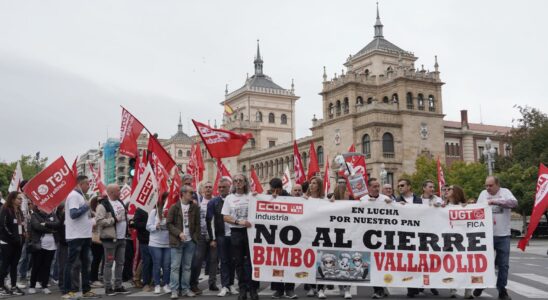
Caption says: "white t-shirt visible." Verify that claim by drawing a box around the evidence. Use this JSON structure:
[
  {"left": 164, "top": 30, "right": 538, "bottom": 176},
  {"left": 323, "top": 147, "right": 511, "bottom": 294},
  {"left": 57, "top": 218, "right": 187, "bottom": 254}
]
[
  {"left": 65, "top": 190, "right": 93, "bottom": 239},
  {"left": 477, "top": 188, "right": 517, "bottom": 237},
  {"left": 200, "top": 198, "right": 211, "bottom": 236},
  {"left": 360, "top": 194, "right": 391, "bottom": 203},
  {"left": 110, "top": 199, "right": 127, "bottom": 239},
  {"left": 403, "top": 195, "right": 414, "bottom": 203},
  {"left": 421, "top": 195, "right": 443, "bottom": 206},
  {"left": 41, "top": 233, "right": 57, "bottom": 251},
  {"left": 181, "top": 202, "right": 192, "bottom": 241},
  {"left": 221, "top": 193, "right": 252, "bottom": 229}
]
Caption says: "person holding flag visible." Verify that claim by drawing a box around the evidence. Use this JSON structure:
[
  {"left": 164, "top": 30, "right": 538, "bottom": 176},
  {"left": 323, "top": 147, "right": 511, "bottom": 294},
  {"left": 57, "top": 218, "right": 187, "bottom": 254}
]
[
  {"left": 474, "top": 176, "right": 517, "bottom": 300},
  {"left": 146, "top": 193, "right": 172, "bottom": 295}
]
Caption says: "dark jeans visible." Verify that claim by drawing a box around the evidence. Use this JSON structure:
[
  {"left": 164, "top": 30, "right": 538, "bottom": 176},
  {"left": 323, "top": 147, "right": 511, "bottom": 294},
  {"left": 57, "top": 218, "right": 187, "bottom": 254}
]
[
  {"left": 231, "top": 228, "right": 258, "bottom": 293},
  {"left": 63, "top": 238, "right": 91, "bottom": 294},
  {"left": 123, "top": 239, "right": 134, "bottom": 282},
  {"left": 272, "top": 282, "right": 295, "bottom": 293},
  {"left": 150, "top": 246, "right": 170, "bottom": 286},
  {"left": 217, "top": 235, "right": 235, "bottom": 288},
  {"left": 30, "top": 249, "right": 55, "bottom": 288},
  {"left": 140, "top": 243, "right": 153, "bottom": 285},
  {"left": 494, "top": 235, "right": 511, "bottom": 290},
  {"left": 190, "top": 235, "right": 217, "bottom": 288},
  {"left": 0, "top": 243, "right": 23, "bottom": 288},
  {"left": 90, "top": 242, "right": 103, "bottom": 282}
]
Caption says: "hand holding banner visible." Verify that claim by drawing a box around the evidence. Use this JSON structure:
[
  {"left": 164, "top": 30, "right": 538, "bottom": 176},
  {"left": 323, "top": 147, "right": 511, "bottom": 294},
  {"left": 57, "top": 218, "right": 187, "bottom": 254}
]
[{"left": 22, "top": 156, "right": 77, "bottom": 214}]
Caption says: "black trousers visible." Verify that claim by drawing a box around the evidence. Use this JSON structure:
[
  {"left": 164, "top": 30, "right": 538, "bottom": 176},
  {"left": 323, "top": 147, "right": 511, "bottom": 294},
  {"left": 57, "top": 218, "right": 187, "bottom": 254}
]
[
  {"left": 0, "top": 243, "right": 23, "bottom": 288},
  {"left": 30, "top": 249, "right": 55, "bottom": 288},
  {"left": 122, "top": 239, "right": 134, "bottom": 282},
  {"left": 231, "top": 228, "right": 259, "bottom": 293},
  {"left": 90, "top": 242, "right": 103, "bottom": 282},
  {"left": 272, "top": 282, "right": 295, "bottom": 293}
]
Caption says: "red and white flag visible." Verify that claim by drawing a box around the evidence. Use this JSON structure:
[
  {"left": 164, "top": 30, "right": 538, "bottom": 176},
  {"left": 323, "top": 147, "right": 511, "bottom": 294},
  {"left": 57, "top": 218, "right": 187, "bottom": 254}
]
[
  {"left": 120, "top": 184, "right": 132, "bottom": 202},
  {"left": 119, "top": 107, "right": 146, "bottom": 158},
  {"left": 437, "top": 157, "right": 446, "bottom": 196},
  {"left": 346, "top": 144, "right": 368, "bottom": 182},
  {"left": 212, "top": 159, "right": 232, "bottom": 196},
  {"left": 307, "top": 141, "right": 320, "bottom": 180},
  {"left": 193, "top": 120, "right": 252, "bottom": 158},
  {"left": 22, "top": 157, "right": 77, "bottom": 214},
  {"left": 323, "top": 155, "right": 330, "bottom": 195},
  {"left": 518, "top": 164, "right": 548, "bottom": 251},
  {"left": 250, "top": 166, "right": 264, "bottom": 194},
  {"left": 129, "top": 163, "right": 159, "bottom": 212},
  {"left": 148, "top": 135, "right": 177, "bottom": 173},
  {"left": 71, "top": 156, "right": 78, "bottom": 177},
  {"left": 89, "top": 162, "right": 107, "bottom": 196},
  {"left": 8, "top": 161, "right": 23, "bottom": 192},
  {"left": 282, "top": 165, "right": 292, "bottom": 193},
  {"left": 131, "top": 150, "right": 147, "bottom": 192},
  {"left": 293, "top": 141, "right": 306, "bottom": 185},
  {"left": 187, "top": 143, "right": 205, "bottom": 189},
  {"left": 165, "top": 170, "right": 182, "bottom": 210}
]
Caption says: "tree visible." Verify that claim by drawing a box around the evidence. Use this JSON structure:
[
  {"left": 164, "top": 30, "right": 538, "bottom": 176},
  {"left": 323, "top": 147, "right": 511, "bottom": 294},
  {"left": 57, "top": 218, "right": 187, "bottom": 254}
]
[{"left": 0, "top": 154, "right": 48, "bottom": 195}]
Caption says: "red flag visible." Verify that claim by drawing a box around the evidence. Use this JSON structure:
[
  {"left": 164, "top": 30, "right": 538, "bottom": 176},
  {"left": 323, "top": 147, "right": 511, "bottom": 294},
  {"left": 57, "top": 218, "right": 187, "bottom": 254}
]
[
  {"left": 120, "top": 107, "right": 146, "bottom": 158},
  {"left": 89, "top": 162, "right": 107, "bottom": 196},
  {"left": 23, "top": 157, "right": 77, "bottom": 214},
  {"left": 518, "top": 164, "right": 548, "bottom": 251},
  {"left": 166, "top": 170, "right": 182, "bottom": 210},
  {"left": 293, "top": 141, "right": 306, "bottom": 185},
  {"left": 151, "top": 152, "right": 170, "bottom": 198},
  {"left": 148, "top": 135, "right": 177, "bottom": 173},
  {"left": 323, "top": 155, "right": 330, "bottom": 195},
  {"left": 437, "top": 157, "right": 446, "bottom": 196},
  {"left": 193, "top": 119, "right": 252, "bottom": 158},
  {"left": 72, "top": 156, "right": 78, "bottom": 177},
  {"left": 129, "top": 163, "right": 159, "bottom": 212},
  {"left": 345, "top": 144, "right": 368, "bottom": 182},
  {"left": 212, "top": 159, "right": 232, "bottom": 196},
  {"left": 187, "top": 143, "right": 205, "bottom": 189},
  {"left": 250, "top": 166, "right": 264, "bottom": 194},
  {"left": 132, "top": 150, "right": 147, "bottom": 192},
  {"left": 307, "top": 141, "right": 320, "bottom": 180}
]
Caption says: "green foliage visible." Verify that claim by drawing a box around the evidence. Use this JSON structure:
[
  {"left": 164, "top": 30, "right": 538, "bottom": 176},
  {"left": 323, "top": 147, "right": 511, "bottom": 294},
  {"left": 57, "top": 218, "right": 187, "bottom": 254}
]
[
  {"left": 506, "top": 106, "right": 548, "bottom": 167},
  {"left": 497, "top": 163, "right": 538, "bottom": 217},
  {"left": 0, "top": 154, "right": 48, "bottom": 195}
]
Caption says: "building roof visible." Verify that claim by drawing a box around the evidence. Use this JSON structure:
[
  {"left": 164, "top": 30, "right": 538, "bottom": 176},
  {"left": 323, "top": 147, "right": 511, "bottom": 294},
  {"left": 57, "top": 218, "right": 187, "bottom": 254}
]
[
  {"left": 444, "top": 121, "right": 512, "bottom": 134},
  {"left": 167, "top": 114, "right": 193, "bottom": 144},
  {"left": 246, "top": 74, "right": 284, "bottom": 90}
]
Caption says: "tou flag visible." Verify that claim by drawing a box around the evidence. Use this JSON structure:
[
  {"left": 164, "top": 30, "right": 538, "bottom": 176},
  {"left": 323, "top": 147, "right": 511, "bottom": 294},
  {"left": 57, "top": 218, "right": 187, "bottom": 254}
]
[
  {"left": 307, "top": 141, "right": 320, "bottom": 180},
  {"left": 518, "top": 163, "right": 548, "bottom": 251},
  {"left": 130, "top": 163, "right": 159, "bottom": 213},
  {"left": 323, "top": 155, "right": 330, "bottom": 195},
  {"left": 282, "top": 165, "right": 292, "bottom": 193},
  {"left": 22, "top": 156, "right": 77, "bottom": 214},
  {"left": 8, "top": 161, "right": 23, "bottom": 192},
  {"left": 193, "top": 119, "right": 252, "bottom": 158},
  {"left": 119, "top": 107, "right": 146, "bottom": 158},
  {"left": 437, "top": 157, "right": 446, "bottom": 196},
  {"left": 250, "top": 166, "right": 264, "bottom": 194},
  {"left": 293, "top": 141, "right": 306, "bottom": 185}
]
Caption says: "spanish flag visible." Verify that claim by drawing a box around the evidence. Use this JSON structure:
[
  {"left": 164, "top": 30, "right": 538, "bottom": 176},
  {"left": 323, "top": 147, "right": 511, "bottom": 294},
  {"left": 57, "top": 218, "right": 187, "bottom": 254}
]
[{"left": 224, "top": 103, "right": 234, "bottom": 115}]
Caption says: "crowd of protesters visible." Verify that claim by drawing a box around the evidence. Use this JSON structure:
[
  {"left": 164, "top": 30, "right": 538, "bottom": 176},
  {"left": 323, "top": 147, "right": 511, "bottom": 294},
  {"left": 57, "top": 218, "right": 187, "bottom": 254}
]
[{"left": 0, "top": 173, "right": 516, "bottom": 300}]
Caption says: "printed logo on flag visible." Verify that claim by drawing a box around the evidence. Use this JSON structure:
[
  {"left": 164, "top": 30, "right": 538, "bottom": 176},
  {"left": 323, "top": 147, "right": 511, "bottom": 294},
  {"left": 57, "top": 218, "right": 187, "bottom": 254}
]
[
  {"left": 257, "top": 201, "right": 304, "bottom": 214},
  {"left": 136, "top": 173, "right": 155, "bottom": 206},
  {"left": 449, "top": 208, "right": 485, "bottom": 221},
  {"left": 197, "top": 126, "right": 230, "bottom": 143}
]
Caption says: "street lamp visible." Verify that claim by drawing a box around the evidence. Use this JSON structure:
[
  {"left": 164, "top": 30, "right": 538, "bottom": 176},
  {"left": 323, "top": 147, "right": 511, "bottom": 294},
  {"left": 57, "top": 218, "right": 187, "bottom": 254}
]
[
  {"left": 379, "top": 163, "right": 387, "bottom": 185},
  {"left": 483, "top": 137, "right": 497, "bottom": 175}
]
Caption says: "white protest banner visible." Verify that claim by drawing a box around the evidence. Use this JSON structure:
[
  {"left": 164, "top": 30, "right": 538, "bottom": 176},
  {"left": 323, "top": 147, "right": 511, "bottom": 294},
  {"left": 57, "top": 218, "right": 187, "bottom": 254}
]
[
  {"left": 129, "top": 163, "right": 158, "bottom": 212},
  {"left": 248, "top": 195, "right": 495, "bottom": 289}
]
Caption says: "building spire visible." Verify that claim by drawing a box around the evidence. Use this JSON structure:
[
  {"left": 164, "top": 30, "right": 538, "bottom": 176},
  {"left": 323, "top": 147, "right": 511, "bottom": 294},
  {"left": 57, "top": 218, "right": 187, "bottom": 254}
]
[
  {"left": 254, "top": 39, "right": 264, "bottom": 76},
  {"left": 374, "top": 2, "right": 384, "bottom": 38},
  {"left": 178, "top": 112, "right": 183, "bottom": 132}
]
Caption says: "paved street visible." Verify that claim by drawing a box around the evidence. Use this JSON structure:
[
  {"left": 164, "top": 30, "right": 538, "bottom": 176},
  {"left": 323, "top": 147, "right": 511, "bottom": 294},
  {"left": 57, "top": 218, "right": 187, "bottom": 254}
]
[{"left": 2, "top": 239, "right": 546, "bottom": 300}]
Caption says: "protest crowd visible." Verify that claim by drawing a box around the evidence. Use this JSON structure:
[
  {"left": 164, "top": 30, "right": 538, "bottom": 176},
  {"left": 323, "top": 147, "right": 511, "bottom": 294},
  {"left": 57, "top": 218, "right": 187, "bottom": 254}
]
[{"left": 1, "top": 108, "right": 540, "bottom": 300}]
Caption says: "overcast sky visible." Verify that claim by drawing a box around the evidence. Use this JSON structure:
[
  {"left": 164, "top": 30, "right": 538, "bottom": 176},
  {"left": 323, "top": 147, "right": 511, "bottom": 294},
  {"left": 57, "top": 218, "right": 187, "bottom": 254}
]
[{"left": 1, "top": 0, "right": 547, "bottom": 163}]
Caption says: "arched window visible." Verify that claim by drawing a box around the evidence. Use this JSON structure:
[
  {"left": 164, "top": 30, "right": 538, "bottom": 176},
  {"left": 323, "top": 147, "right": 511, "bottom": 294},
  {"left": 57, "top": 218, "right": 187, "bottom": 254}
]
[
  {"left": 336, "top": 100, "right": 341, "bottom": 116},
  {"left": 445, "top": 142, "right": 450, "bottom": 155},
  {"left": 418, "top": 93, "right": 425, "bottom": 110},
  {"left": 250, "top": 138, "right": 256, "bottom": 147},
  {"left": 382, "top": 96, "right": 389, "bottom": 103},
  {"left": 186, "top": 150, "right": 191, "bottom": 157},
  {"left": 356, "top": 96, "right": 363, "bottom": 105},
  {"left": 382, "top": 133, "right": 395, "bottom": 157},
  {"left": 242, "top": 165, "right": 247, "bottom": 173},
  {"left": 362, "top": 134, "right": 371, "bottom": 158},
  {"left": 317, "top": 146, "right": 324, "bottom": 165},
  {"left": 367, "top": 97, "right": 373, "bottom": 104},
  {"left": 240, "top": 112, "right": 244, "bottom": 121},
  {"left": 392, "top": 93, "right": 399, "bottom": 103},
  {"left": 281, "top": 114, "right": 287, "bottom": 124},
  {"left": 428, "top": 95, "right": 435, "bottom": 112},
  {"left": 302, "top": 152, "right": 308, "bottom": 170},
  {"left": 406, "top": 92, "right": 413, "bottom": 109},
  {"left": 364, "top": 69, "right": 370, "bottom": 77},
  {"left": 328, "top": 103, "right": 334, "bottom": 118},
  {"left": 387, "top": 66, "right": 393, "bottom": 73},
  {"left": 268, "top": 113, "right": 275, "bottom": 123},
  {"left": 343, "top": 98, "right": 349, "bottom": 114},
  {"left": 178, "top": 149, "right": 183, "bottom": 157},
  {"left": 256, "top": 111, "right": 263, "bottom": 122}
]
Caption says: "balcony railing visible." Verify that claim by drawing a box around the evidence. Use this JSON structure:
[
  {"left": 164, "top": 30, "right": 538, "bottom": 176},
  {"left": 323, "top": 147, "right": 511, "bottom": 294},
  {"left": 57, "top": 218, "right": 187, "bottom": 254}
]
[{"left": 383, "top": 152, "right": 395, "bottom": 158}]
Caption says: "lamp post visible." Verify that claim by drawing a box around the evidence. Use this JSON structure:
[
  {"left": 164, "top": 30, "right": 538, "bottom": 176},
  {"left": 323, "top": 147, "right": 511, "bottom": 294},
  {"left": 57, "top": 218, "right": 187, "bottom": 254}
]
[
  {"left": 483, "top": 137, "right": 497, "bottom": 175},
  {"left": 379, "top": 163, "right": 387, "bottom": 185}
]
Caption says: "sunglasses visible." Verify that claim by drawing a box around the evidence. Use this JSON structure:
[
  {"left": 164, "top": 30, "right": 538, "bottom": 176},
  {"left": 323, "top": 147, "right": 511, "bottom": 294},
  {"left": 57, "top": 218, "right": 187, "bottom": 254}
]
[
  {"left": 233, "top": 179, "right": 244, "bottom": 183},
  {"left": 447, "top": 187, "right": 454, "bottom": 191},
  {"left": 398, "top": 184, "right": 406, "bottom": 187}
]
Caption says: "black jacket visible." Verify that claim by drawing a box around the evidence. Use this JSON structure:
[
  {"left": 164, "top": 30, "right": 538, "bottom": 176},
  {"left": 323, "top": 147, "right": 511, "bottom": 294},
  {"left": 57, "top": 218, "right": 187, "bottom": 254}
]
[
  {"left": 397, "top": 193, "right": 422, "bottom": 204},
  {"left": 56, "top": 204, "right": 67, "bottom": 246},
  {"left": 206, "top": 196, "right": 226, "bottom": 241},
  {"left": 0, "top": 207, "right": 25, "bottom": 245},
  {"left": 30, "top": 210, "right": 61, "bottom": 250},
  {"left": 131, "top": 208, "right": 149, "bottom": 244}
]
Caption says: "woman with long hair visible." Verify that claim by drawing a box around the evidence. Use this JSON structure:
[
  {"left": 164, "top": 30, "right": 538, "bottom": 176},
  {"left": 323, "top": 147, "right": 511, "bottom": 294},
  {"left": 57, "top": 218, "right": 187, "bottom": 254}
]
[
  {"left": 445, "top": 185, "right": 473, "bottom": 299},
  {"left": 0, "top": 192, "right": 26, "bottom": 296},
  {"left": 331, "top": 181, "right": 353, "bottom": 300},
  {"left": 28, "top": 204, "right": 61, "bottom": 294},
  {"left": 147, "top": 192, "right": 171, "bottom": 294}
]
